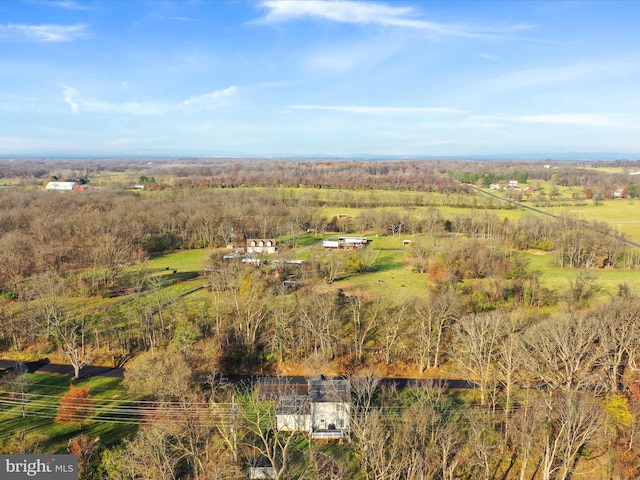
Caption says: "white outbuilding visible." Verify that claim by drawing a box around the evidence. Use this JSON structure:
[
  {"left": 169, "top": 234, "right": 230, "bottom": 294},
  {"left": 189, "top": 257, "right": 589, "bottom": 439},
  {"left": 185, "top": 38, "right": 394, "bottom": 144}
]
[{"left": 45, "top": 181, "right": 77, "bottom": 191}]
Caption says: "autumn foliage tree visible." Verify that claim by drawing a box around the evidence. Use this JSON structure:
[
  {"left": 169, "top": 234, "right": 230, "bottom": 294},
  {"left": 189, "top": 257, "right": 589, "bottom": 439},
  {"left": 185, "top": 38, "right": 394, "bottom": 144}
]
[
  {"left": 55, "top": 384, "right": 94, "bottom": 426},
  {"left": 68, "top": 434, "right": 101, "bottom": 480}
]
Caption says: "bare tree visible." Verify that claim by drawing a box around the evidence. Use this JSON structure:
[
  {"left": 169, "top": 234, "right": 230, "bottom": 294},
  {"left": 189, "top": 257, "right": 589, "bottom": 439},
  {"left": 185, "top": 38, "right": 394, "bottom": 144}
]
[
  {"left": 296, "top": 287, "right": 343, "bottom": 361},
  {"left": 592, "top": 298, "right": 640, "bottom": 394},
  {"left": 123, "top": 350, "right": 193, "bottom": 400},
  {"left": 540, "top": 391, "right": 607, "bottom": 480},
  {"left": 346, "top": 293, "right": 384, "bottom": 365},
  {"left": 399, "top": 384, "right": 463, "bottom": 480},
  {"left": 507, "top": 391, "right": 547, "bottom": 480},
  {"left": 350, "top": 373, "right": 405, "bottom": 480},
  {"left": 353, "top": 410, "right": 404, "bottom": 480},
  {"left": 2, "top": 362, "right": 30, "bottom": 418},
  {"left": 227, "top": 266, "right": 272, "bottom": 351},
  {"left": 462, "top": 410, "right": 499, "bottom": 480},
  {"left": 520, "top": 314, "right": 606, "bottom": 392},
  {"left": 413, "top": 288, "right": 459, "bottom": 372},
  {"left": 238, "top": 386, "right": 303, "bottom": 480},
  {"left": 30, "top": 272, "right": 93, "bottom": 379},
  {"left": 454, "top": 312, "right": 505, "bottom": 405},
  {"left": 495, "top": 313, "right": 529, "bottom": 427}
]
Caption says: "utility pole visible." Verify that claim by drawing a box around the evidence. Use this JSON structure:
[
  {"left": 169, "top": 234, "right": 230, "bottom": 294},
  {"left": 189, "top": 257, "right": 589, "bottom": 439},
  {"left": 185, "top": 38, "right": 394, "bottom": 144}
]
[{"left": 231, "top": 395, "right": 238, "bottom": 463}]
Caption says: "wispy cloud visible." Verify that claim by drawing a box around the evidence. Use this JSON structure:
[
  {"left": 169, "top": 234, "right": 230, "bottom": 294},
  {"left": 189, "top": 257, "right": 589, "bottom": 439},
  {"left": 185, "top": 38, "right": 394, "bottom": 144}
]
[
  {"left": 60, "top": 84, "right": 79, "bottom": 114},
  {"left": 142, "top": 12, "right": 201, "bottom": 23},
  {"left": 57, "top": 86, "right": 238, "bottom": 116},
  {"left": 83, "top": 100, "right": 170, "bottom": 116},
  {"left": 257, "top": 0, "right": 531, "bottom": 38},
  {"left": 470, "top": 113, "right": 624, "bottom": 127},
  {"left": 0, "top": 94, "right": 39, "bottom": 111},
  {"left": 52, "top": 1, "right": 90, "bottom": 10},
  {"left": 486, "top": 64, "right": 594, "bottom": 92},
  {"left": 180, "top": 86, "right": 238, "bottom": 110},
  {"left": 289, "top": 105, "right": 466, "bottom": 115},
  {"left": 478, "top": 52, "right": 499, "bottom": 61},
  {"left": 516, "top": 114, "right": 622, "bottom": 127},
  {"left": 0, "top": 23, "right": 88, "bottom": 42}
]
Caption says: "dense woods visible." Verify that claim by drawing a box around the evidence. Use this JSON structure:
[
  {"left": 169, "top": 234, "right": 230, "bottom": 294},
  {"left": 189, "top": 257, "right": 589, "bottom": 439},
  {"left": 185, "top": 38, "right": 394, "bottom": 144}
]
[{"left": 2, "top": 158, "right": 640, "bottom": 478}]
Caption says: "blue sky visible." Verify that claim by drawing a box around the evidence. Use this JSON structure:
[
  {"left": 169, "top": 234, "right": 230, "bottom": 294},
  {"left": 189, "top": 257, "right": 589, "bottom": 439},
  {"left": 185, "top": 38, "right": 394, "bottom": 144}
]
[{"left": 1, "top": 0, "right": 640, "bottom": 157}]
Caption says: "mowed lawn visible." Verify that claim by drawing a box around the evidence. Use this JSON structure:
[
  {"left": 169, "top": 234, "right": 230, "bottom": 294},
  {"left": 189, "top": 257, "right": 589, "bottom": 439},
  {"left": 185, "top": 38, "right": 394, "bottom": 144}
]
[{"left": 0, "top": 374, "right": 137, "bottom": 453}]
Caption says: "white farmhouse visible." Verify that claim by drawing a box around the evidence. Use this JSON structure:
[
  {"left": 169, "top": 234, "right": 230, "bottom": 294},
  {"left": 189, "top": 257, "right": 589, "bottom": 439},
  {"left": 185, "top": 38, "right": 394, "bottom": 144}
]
[
  {"left": 275, "top": 375, "right": 351, "bottom": 443},
  {"left": 309, "top": 375, "right": 351, "bottom": 441},
  {"left": 246, "top": 239, "right": 277, "bottom": 254}
]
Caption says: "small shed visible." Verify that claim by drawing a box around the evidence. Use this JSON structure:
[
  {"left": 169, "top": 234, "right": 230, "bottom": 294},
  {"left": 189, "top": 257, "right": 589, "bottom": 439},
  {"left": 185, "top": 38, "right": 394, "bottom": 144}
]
[{"left": 248, "top": 458, "right": 276, "bottom": 479}]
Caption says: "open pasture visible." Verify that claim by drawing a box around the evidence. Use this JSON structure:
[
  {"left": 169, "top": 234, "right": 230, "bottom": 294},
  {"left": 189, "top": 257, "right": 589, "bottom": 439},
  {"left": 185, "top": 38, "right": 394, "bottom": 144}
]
[{"left": 0, "top": 374, "right": 135, "bottom": 454}]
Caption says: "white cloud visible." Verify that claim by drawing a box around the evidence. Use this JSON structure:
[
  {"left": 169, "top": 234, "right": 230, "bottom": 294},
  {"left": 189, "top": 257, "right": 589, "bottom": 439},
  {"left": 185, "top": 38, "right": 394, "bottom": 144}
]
[
  {"left": 60, "top": 84, "right": 79, "bottom": 114},
  {"left": 0, "top": 23, "right": 88, "bottom": 42},
  {"left": 289, "top": 104, "right": 466, "bottom": 115},
  {"left": 180, "top": 86, "right": 238, "bottom": 110},
  {"left": 257, "top": 0, "right": 531, "bottom": 38}
]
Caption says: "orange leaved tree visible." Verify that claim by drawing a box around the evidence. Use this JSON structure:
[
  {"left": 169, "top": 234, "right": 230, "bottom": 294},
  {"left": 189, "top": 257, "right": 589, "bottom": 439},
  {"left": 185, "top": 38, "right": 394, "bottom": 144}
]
[{"left": 55, "top": 384, "right": 94, "bottom": 426}]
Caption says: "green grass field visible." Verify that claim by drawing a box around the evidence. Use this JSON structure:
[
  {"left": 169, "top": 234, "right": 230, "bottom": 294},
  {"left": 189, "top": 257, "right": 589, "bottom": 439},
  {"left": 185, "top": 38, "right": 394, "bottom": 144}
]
[
  {"left": 535, "top": 200, "right": 640, "bottom": 241},
  {"left": 338, "top": 236, "right": 429, "bottom": 299},
  {"left": 0, "top": 374, "right": 136, "bottom": 453},
  {"left": 146, "top": 248, "right": 215, "bottom": 273}
]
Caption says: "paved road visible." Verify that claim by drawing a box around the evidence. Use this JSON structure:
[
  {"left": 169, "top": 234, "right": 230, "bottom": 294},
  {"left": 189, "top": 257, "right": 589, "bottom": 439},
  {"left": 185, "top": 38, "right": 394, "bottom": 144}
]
[
  {"left": 0, "top": 359, "right": 475, "bottom": 389},
  {"left": 0, "top": 359, "right": 124, "bottom": 379}
]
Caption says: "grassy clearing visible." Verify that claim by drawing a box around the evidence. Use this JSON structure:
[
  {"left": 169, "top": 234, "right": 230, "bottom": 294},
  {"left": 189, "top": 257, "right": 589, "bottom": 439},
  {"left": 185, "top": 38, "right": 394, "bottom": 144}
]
[
  {"left": 0, "top": 374, "right": 136, "bottom": 453},
  {"left": 524, "top": 251, "right": 638, "bottom": 296},
  {"left": 336, "top": 236, "right": 428, "bottom": 299},
  {"left": 574, "top": 166, "right": 627, "bottom": 174},
  {"left": 319, "top": 204, "right": 525, "bottom": 221},
  {"left": 535, "top": 200, "right": 640, "bottom": 241},
  {"left": 147, "top": 248, "right": 215, "bottom": 273}
]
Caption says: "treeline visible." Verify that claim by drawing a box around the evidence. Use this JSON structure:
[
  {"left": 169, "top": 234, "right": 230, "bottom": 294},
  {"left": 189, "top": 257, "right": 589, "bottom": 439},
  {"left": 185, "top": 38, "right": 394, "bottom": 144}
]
[
  {"left": 2, "top": 158, "right": 462, "bottom": 192},
  {"left": 4, "top": 157, "right": 640, "bottom": 193},
  {"left": 1, "top": 184, "right": 636, "bottom": 300},
  {"left": 5, "top": 297, "right": 640, "bottom": 479},
  {"left": 456, "top": 159, "right": 640, "bottom": 191},
  {"left": 0, "top": 187, "right": 503, "bottom": 298}
]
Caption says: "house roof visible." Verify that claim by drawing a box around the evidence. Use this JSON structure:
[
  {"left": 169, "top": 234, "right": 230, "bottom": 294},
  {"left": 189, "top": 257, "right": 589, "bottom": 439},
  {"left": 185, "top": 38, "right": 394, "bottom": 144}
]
[
  {"left": 308, "top": 375, "right": 350, "bottom": 403},
  {"left": 255, "top": 378, "right": 307, "bottom": 401},
  {"left": 45, "top": 181, "right": 77, "bottom": 190}
]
